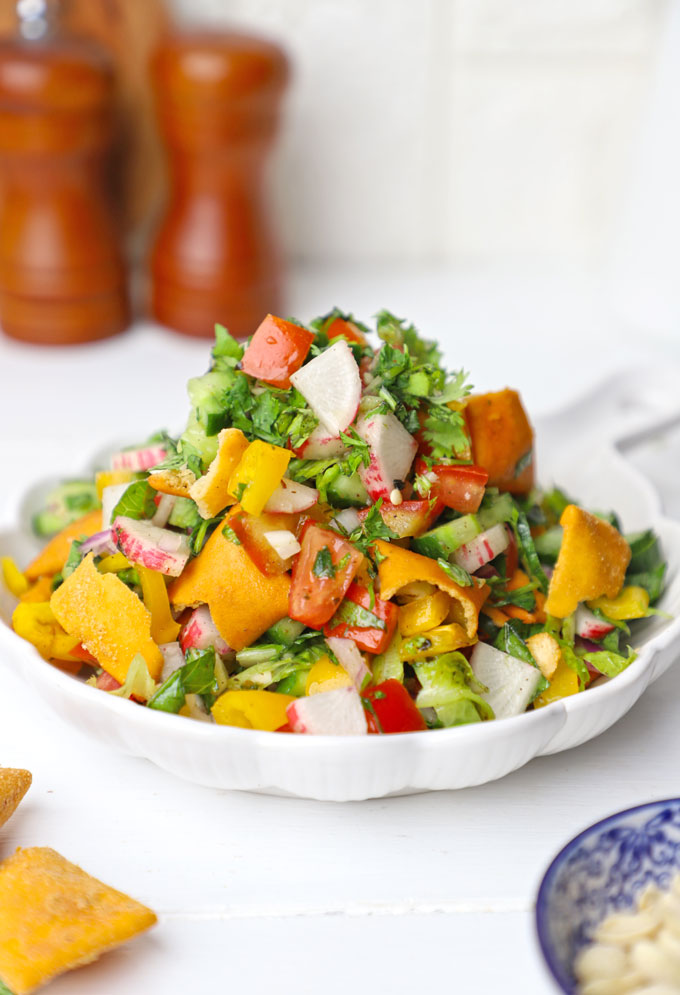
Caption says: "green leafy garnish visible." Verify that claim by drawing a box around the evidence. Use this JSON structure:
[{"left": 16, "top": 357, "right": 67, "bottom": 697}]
[
  {"left": 313, "top": 546, "right": 336, "bottom": 579},
  {"left": 212, "top": 322, "right": 244, "bottom": 368},
  {"left": 148, "top": 647, "right": 219, "bottom": 713},
  {"left": 329, "top": 599, "right": 386, "bottom": 631},
  {"left": 111, "top": 480, "right": 157, "bottom": 522},
  {"left": 348, "top": 500, "right": 399, "bottom": 556},
  {"left": 437, "top": 558, "right": 473, "bottom": 587},
  {"left": 582, "top": 647, "right": 637, "bottom": 678}
]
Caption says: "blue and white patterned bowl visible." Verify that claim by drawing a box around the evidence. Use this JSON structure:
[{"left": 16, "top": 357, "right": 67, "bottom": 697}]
[{"left": 536, "top": 799, "right": 680, "bottom": 993}]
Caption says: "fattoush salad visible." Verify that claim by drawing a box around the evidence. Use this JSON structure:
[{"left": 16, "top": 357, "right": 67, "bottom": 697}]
[{"left": 4, "top": 310, "right": 668, "bottom": 735}]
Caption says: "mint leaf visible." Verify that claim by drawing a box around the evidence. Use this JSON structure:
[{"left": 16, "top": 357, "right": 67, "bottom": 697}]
[
  {"left": 437, "top": 558, "right": 473, "bottom": 588},
  {"left": 111, "top": 480, "right": 157, "bottom": 521},
  {"left": 313, "top": 546, "right": 336, "bottom": 579}
]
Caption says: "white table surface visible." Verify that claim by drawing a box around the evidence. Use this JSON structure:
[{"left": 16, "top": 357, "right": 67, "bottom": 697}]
[{"left": 1, "top": 264, "right": 679, "bottom": 994}]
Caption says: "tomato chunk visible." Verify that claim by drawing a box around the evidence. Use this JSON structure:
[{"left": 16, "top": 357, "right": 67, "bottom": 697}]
[
  {"left": 415, "top": 459, "right": 488, "bottom": 513},
  {"left": 289, "top": 525, "right": 363, "bottom": 628},
  {"left": 230, "top": 509, "right": 301, "bottom": 576},
  {"left": 362, "top": 680, "right": 427, "bottom": 733},
  {"left": 325, "top": 316, "right": 367, "bottom": 345},
  {"left": 241, "top": 314, "right": 315, "bottom": 388},
  {"left": 357, "top": 498, "right": 443, "bottom": 539},
  {"left": 323, "top": 582, "right": 398, "bottom": 654}
]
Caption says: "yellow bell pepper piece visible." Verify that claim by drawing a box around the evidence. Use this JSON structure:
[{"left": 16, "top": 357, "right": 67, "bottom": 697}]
[
  {"left": 305, "top": 655, "right": 353, "bottom": 695},
  {"left": 95, "top": 469, "right": 135, "bottom": 500},
  {"left": 97, "top": 553, "right": 130, "bottom": 574},
  {"left": 533, "top": 657, "right": 580, "bottom": 708},
  {"left": 398, "top": 590, "right": 451, "bottom": 637},
  {"left": 189, "top": 428, "right": 249, "bottom": 519},
  {"left": 228, "top": 441, "right": 292, "bottom": 517},
  {"left": 138, "top": 566, "right": 181, "bottom": 645},
  {"left": 1, "top": 558, "right": 29, "bottom": 597},
  {"left": 12, "top": 602, "right": 81, "bottom": 661},
  {"left": 587, "top": 585, "right": 650, "bottom": 621},
  {"left": 212, "top": 690, "right": 295, "bottom": 731},
  {"left": 400, "top": 623, "right": 472, "bottom": 662}
]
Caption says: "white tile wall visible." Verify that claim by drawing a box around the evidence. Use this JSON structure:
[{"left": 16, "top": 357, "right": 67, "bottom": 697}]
[{"left": 168, "top": 0, "right": 667, "bottom": 265}]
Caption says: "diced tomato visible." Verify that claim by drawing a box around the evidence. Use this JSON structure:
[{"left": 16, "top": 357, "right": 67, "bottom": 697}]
[
  {"left": 325, "top": 316, "right": 367, "bottom": 345},
  {"left": 96, "top": 671, "right": 121, "bottom": 691},
  {"left": 241, "top": 314, "right": 315, "bottom": 388},
  {"left": 323, "top": 582, "right": 398, "bottom": 654},
  {"left": 289, "top": 525, "right": 363, "bottom": 628},
  {"left": 362, "top": 679, "right": 427, "bottom": 734},
  {"left": 357, "top": 497, "right": 443, "bottom": 538},
  {"left": 415, "top": 458, "right": 488, "bottom": 513},
  {"left": 69, "top": 642, "right": 98, "bottom": 664},
  {"left": 230, "top": 509, "right": 301, "bottom": 576},
  {"left": 275, "top": 722, "right": 294, "bottom": 733}
]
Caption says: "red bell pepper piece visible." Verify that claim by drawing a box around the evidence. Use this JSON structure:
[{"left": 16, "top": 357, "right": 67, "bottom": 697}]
[
  {"left": 241, "top": 314, "right": 315, "bottom": 388},
  {"left": 362, "top": 680, "right": 427, "bottom": 734},
  {"left": 323, "top": 582, "right": 398, "bottom": 654},
  {"left": 289, "top": 525, "right": 363, "bottom": 628},
  {"left": 415, "top": 458, "right": 488, "bottom": 513}
]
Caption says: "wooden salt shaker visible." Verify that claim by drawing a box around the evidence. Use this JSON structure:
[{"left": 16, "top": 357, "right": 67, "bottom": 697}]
[
  {"left": 149, "top": 32, "right": 289, "bottom": 339},
  {"left": 0, "top": 7, "right": 129, "bottom": 344}
]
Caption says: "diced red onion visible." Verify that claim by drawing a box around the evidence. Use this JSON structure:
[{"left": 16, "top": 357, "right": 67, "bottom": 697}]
[{"left": 80, "top": 529, "right": 119, "bottom": 557}]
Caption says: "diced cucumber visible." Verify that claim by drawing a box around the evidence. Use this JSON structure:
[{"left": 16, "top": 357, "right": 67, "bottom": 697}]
[
  {"left": 412, "top": 492, "right": 514, "bottom": 561},
  {"left": 276, "top": 670, "right": 308, "bottom": 696},
  {"left": 32, "top": 481, "right": 101, "bottom": 537},
  {"left": 626, "top": 529, "right": 663, "bottom": 573},
  {"left": 187, "top": 370, "right": 234, "bottom": 437},
  {"left": 266, "top": 618, "right": 305, "bottom": 646},
  {"left": 326, "top": 472, "right": 369, "bottom": 508},
  {"left": 533, "top": 526, "right": 563, "bottom": 564},
  {"left": 235, "top": 644, "right": 281, "bottom": 667},
  {"left": 180, "top": 411, "right": 220, "bottom": 468},
  {"left": 412, "top": 514, "right": 482, "bottom": 560},
  {"left": 168, "top": 497, "right": 202, "bottom": 530}
]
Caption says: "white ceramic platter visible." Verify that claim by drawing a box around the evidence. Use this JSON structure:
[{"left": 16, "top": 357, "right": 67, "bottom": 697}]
[{"left": 1, "top": 369, "right": 679, "bottom": 801}]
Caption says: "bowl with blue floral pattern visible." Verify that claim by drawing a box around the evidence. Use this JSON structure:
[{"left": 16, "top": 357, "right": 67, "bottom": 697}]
[{"left": 536, "top": 798, "right": 680, "bottom": 992}]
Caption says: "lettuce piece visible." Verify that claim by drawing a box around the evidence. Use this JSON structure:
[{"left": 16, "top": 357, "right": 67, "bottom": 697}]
[
  {"left": 584, "top": 647, "right": 637, "bottom": 678},
  {"left": 414, "top": 652, "right": 494, "bottom": 724},
  {"left": 109, "top": 654, "right": 158, "bottom": 702}
]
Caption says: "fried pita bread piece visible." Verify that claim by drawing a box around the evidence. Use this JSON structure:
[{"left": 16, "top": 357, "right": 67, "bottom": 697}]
[
  {"left": 0, "top": 769, "right": 31, "bottom": 828},
  {"left": 0, "top": 847, "right": 156, "bottom": 994}
]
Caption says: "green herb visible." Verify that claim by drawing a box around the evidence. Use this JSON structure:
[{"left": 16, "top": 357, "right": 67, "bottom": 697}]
[
  {"left": 583, "top": 647, "right": 637, "bottom": 678},
  {"left": 514, "top": 449, "right": 533, "bottom": 478},
  {"left": 310, "top": 307, "right": 371, "bottom": 338},
  {"left": 152, "top": 437, "right": 203, "bottom": 479},
  {"left": 493, "top": 620, "right": 538, "bottom": 669},
  {"left": 589, "top": 605, "right": 630, "bottom": 636},
  {"left": 626, "top": 563, "right": 667, "bottom": 603},
  {"left": 212, "top": 322, "right": 244, "bottom": 367},
  {"left": 542, "top": 487, "right": 573, "bottom": 524},
  {"left": 330, "top": 599, "right": 386, "bottom": 631},
  {"left": 313, "top": 546, "right": 336, "bottom": 579},
  {"left": 117, "top": 567, "right": 140, "bottom": 587},
  {"left": 348, "top": 500, "right": 399, "bottom": 556},
  {"left": 111, "top": 480, "right": 157, "bottom": 522},
  {"left": 437, "top": 558, "right": 473, "bottom": 587},
  {"left": 62, "top": 538, "right": 86, "bottom": 579},
  {"left": 339, "top": 428, "right": 371, "bottom": 468},
  {"left": 361, "top": 695, "right": 384, "bottom": 733},
  {"left": 190, "top": 517, "right": 224, "bottom": 555},
  {"left": 148, "top": 647, "right": 218, "bottom": 714},
  {"left": 222, "top": 522, "right": 242, "bottom": 545},
  {"left": 558, "top": 639, "right": 589, "bottom": 690},
  {"left": 511, "top": 506, "right": 549, "bottom": 594}
]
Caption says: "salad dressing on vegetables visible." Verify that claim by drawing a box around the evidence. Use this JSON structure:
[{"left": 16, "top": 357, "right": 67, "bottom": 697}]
[{"left": 5, "top": 309, "right": 668, "bottom": 735}]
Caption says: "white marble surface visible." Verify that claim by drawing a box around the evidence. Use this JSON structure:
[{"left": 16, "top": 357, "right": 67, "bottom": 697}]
[{"left": 0, "top": 266, "right": 679, "bottom": 994}]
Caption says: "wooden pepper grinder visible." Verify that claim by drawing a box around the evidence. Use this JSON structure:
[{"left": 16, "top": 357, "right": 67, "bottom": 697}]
[
  {"left": 149, "top": 32, "right": 289, "bottom": 339},
  {"left": 0, "top": 1, "right": 129, "bottom": 344}
]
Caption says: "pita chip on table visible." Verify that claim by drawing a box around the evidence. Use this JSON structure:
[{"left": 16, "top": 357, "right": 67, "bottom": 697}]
[
  {"left": 0, "top": 770, "right": 31, "bottom": 829},
  {"left": 0, "top": 847, "right": 157, "bottom": 994}
]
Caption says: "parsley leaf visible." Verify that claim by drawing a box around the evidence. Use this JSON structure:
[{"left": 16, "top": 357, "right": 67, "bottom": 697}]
[
  {"left": 111, "top": 480, "right": 157, "bottom": 522},
  {"left": 313, "top": 546, "right": 336, "bottom": 578},
  {"left": 212, "top": 323, "right": 244, "bottom": 368},
  {"left": 437, "top": 558, "right": 473, "bottom": 587},
  {"left": 348, "top": 499, "right": 399, "bottom": 556}
]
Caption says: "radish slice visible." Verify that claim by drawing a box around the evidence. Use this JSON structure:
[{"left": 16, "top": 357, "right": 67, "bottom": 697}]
[
  {"left": 263, "top": 530, "right": 301, "bottom": 560},
  {"left": 286, "top": 686, "right": 368, "bottom": 735},
  {"left": 325, "top": 636, "right": 371, "bottom": 690},
  {"left": 470, "top": 642, "right": 543, "bottom": 719},
  {"left": 111, "top": 445, "right": 167, "bottom": 472},
  {"left": 151, "top": 493, "right": 177, "bottom": 528},
  {"left": 264, "top": 479, "right": 318, "bottom": 514},
  {"left": 113, "top": 516, "right": 191, "bottom": 577},
  {"left": 179, "top": 605, "right": 232, "bottom": 657},
  {"left": 355, "top": 410, "right": 417, "bottom": 501},
  {"left": 332, "top": 508, "right": 361, "bottom": 534},
  {"left": 575, "top": 605, "right": 615, "bottom": 640},
  {"left": 159, "top": 641, "right": 185, "bottom": 681},
  {"left": 294, "top": 424, "right": 349, "bottom": 460},
  {"left": 289, "top": 340, "right": 361, "bottom": 435},
  {"left": 101, "top": 483, "right": 131, "bottom": 527},
  {"left": 453, "top": 523, "right": 509, "bottom": 573}
]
